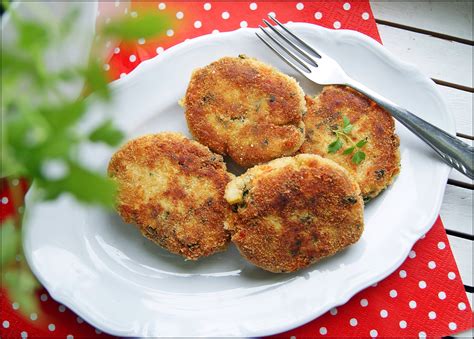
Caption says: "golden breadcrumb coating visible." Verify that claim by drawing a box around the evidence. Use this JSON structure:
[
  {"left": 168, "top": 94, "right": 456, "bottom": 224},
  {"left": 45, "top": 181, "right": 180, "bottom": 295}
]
[
  {"left": 300, "top": 85, "right": 400, "bottom": 201},
  {"left": 108, "top": 132, "right": 233, "bottom": 260},
  {"left": 184, "top": 55, "right": 306, "bottom": 167},
  {"left": 225, "top": 154, "right": 364, "bottom": 273}
]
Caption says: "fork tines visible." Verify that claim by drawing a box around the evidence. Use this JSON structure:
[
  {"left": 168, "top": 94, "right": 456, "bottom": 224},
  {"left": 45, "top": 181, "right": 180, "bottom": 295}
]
[{"left": 256, "top": 15, "right": 321, "bottom": 75}]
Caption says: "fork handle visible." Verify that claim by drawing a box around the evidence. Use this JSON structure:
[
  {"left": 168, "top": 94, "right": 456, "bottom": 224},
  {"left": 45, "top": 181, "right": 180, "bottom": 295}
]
[{"left": 347, "top": 80, "right": 474, "bottom": 179}]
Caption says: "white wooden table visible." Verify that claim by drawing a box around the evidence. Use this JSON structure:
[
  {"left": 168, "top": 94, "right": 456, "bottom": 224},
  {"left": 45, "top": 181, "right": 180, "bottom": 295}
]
[{"left": 371, "top": 1, "right": 473, "bottom": 337}]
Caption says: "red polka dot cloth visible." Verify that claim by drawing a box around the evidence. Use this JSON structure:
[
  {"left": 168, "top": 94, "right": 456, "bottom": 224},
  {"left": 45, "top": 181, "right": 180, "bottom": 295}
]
[{"left": 1, "top": 1, "right": 473, "bottom": 338}]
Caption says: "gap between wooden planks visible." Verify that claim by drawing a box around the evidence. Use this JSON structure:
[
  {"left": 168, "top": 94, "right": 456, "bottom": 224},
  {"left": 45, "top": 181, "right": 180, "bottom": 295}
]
[{"left": 374, "top": 17, "right": 473, "bottom": 187}]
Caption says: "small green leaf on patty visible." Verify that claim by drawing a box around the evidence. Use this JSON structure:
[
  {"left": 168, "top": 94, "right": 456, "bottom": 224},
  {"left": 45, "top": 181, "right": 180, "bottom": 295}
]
[
  {"left": 356, "top": 138, "right": 368, "bottom": 148},
  {"left": 352, "top": 151, "right": 366, "bottom": 164},
  {"left": 342, "top": 124, "right": 353, "bottom": 134},
  {"left": 328, "top": 138, "right": 343, "bottom": 153},
  {"left": 343, "top": 146, "right": 355, "bottom": 155},
  {"left": 342, "top": 115, "right": 350, "bottom": 127}
]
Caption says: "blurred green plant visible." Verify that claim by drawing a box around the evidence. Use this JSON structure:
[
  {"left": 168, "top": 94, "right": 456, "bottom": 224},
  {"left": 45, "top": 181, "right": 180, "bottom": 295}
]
[{"left": 1, "top": 1, "right": 169, "bottom": 316}]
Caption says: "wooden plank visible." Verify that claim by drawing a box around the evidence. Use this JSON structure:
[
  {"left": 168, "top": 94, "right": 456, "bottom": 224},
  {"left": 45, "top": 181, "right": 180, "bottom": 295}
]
[
  {"left": 454, "top": 319, "right": 473, "bottom": 339},
  {"left": 447, "top": 235, "right": 473, "bottom": 287},
  {"left": 449, "top": 171, "right": 474, "bottom": 187},
  {"left": 441, "top": 185, "right": 473, "bottom": 236},
  {"left": 448, "top": 138, "right": 474, "bottom": 185},
  {"left": 377, "top": 25, "right": 473, "bottom": 88},
  {"left": 436, "top": 86, "right": 473, "bottom": 136},
  {"left": 371, "top": 1, "right": 473, "bottom": 41},
  {"left": 467, "top": 292, "right": 473, "bottom": 313},
  {"left": 466, "top": 292, "right": 473, "bottom": 314}
]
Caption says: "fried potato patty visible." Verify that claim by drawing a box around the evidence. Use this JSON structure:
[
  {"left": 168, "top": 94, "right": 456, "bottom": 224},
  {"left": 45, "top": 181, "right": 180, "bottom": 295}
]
[
  {"left": 108, "top": 133, "right": 233, "bottom": 260},
  {"left": 184, "top": 56, "right": 306, "bottom": 167},
  {"left": 300, "top": 86, "right": 400, "bottom": 201},
  {"left": 224, "top": 154, "right": 364, "bottom": 273}
]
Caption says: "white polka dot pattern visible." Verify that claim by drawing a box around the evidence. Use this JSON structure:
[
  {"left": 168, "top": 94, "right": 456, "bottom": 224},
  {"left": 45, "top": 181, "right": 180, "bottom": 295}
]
[
  {"left": 2, "top": 3, "right": 470, "bottom": 338},
  {"left": 221, "top": 11, "right": 230, "bottom": 19}
]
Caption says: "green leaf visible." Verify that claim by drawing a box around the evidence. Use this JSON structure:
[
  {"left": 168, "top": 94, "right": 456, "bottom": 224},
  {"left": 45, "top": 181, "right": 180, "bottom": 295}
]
[
  {"left": 40, "top": 100, "right": 86, "bottom": 130},
  {"left": 15, "top": 17, "right": 50, "bottom": 53},
  {"left": 1, "top": 49, "right": 36, "bottom": 76},
  {"left": 343, "top": 146, "right": 355, "bottom": 155},
  {"left": 0, "top": 219, "right": 20, "bottom": 267},
  {"left": 60, "top": 8, "right": 80, "bottom": 39},
  {"left": 3, "top": 266, "right": 40, "bottom": 315},
  {"left": 352, "top": 151, "right": 366, "bottom": 164},
  {"left": 2, "top": 0, "right": 11, "bottom": 11},
  {"left": 342, "top": 115, "right": 351, "bottom": 128},
  {"left": 103, "top": 12, "right": 171, "bottom": 40},
  {"left": 342, "top": 124, "right": 353, "bottom": 134},
  {"left": 33, "top": 133, "right": 76, "bottom": 160},
  {"left": 89, "top": 120, "right": 124, "bottom": 146},
  {"left": 356, "top": 138, "right": 368, "bottom": 148},
  {"left": 328, "top": 138, "right": 343, "bottom": 153},
  {"left": 40, "top": 162, "right": 117, "bottom": 208},
  {"left": 83, "top": 61, "right": 110, "bottom": 100}
]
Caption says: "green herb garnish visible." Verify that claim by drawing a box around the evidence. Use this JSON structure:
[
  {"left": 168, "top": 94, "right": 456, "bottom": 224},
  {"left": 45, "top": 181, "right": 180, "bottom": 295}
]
[
  {"left": 327, "top": 114, "right": 368, "bottom": 165},
  {"left": 1, "top": 0, "right": 170, "bottom": 317}
]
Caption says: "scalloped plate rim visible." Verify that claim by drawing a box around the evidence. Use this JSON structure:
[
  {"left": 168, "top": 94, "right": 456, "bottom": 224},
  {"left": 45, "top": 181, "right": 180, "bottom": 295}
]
[{"left": 23, "top": 22, "right": 453, "bottom": 337}]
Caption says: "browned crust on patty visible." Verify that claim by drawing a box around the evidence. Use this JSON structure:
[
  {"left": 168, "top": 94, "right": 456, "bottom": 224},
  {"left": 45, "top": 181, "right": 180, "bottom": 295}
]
[
  {"left": 224, "top": 154, "right": 364, "bottom": 273},
  {"left": 184, "top": 56, "right": 306, "bottom": 167},
  {"left": 300, "top": 86, "right": 400, "bottom": 200},
  {"left": 107, "top": 132, "right": 233, "bottom": 260}
]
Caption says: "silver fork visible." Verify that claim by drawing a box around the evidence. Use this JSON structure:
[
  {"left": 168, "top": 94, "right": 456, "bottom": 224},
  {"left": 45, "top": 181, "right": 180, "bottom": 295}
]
[{"left": 257, "top": 16, "right": 474, "bottom": 179}]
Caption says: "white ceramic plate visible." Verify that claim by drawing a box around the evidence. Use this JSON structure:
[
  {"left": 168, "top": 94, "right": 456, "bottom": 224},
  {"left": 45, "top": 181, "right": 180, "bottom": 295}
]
[{"left": 24, "top": 23, "right": 453, "bottom": 337}]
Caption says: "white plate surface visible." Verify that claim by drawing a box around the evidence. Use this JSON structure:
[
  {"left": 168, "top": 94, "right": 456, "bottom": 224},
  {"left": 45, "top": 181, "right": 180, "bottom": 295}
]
[{"left": 24, "top": 23, "right": 453, "bottom": 337}]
